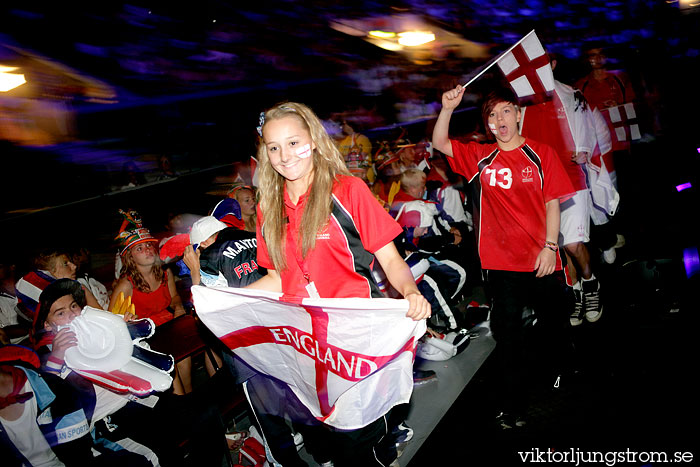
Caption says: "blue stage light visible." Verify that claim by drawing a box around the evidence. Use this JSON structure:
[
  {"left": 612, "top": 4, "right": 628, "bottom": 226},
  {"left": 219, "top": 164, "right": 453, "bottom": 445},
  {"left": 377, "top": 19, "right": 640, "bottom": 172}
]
[{"left": 683, "top": 247, "right": 700, "bottom": 278}]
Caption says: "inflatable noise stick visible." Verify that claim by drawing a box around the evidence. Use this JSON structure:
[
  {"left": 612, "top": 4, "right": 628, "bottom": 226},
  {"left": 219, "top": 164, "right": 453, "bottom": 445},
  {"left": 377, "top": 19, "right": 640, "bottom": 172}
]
[
  {"left": 63, "top": 308, "right": 174, "bottom": 395},
  {"left": 112, "top": 293, "right": 134, "bottom": 316},
  {"left": 115, "top": 293, "right": 125, "bottom": 315},
  {"left": 112, "top": 292, "right": 124, "bottom": 315}
]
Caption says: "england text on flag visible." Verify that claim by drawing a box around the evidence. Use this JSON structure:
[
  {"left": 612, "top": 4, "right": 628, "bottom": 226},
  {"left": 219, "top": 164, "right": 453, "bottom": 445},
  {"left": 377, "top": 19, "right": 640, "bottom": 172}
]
[
  {"left": 496, "top": 30, "right": 555, "bottom": 104},
  {"left": 192, "top": 285, "right": 426, "bottom": 430}
]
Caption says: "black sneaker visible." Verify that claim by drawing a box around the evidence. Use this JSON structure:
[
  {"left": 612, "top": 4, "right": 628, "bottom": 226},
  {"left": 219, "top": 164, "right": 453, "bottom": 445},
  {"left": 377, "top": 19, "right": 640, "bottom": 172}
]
[
  {"left": 374, "top": 441, "right": 398, "bottom": 467},
  {"left": 391, "top": 422, "right": 414, "bottom": 444},
  {"left": 570, "top": 287, "right": 584, "bottom": 326},
  {"left": 582, "top": 279, "right": 602, "bottom": 322},
  {"left": 376, "top": 422, "right": 412, "bottom": 466}
]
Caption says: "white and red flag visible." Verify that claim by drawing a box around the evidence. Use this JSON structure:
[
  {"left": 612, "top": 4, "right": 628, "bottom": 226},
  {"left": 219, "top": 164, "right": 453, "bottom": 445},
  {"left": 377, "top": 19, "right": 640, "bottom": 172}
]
[
  {"left": 601, "top": 102, "right": 641, "bottom": 147},
  {"left": 192, "top": 286, "right": 426, "bottom": 430},
  {"left": 496, "top": 30, "right": 554, "bottom": 103},
  {"left": 463, "top": 30, "right": 554, "bottom": 104}
]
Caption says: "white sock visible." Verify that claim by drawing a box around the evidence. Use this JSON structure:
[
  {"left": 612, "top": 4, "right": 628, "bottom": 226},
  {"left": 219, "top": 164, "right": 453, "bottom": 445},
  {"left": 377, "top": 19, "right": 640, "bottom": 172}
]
[{"left": 582, "top": 274, "right": 596, "bottom": 282}]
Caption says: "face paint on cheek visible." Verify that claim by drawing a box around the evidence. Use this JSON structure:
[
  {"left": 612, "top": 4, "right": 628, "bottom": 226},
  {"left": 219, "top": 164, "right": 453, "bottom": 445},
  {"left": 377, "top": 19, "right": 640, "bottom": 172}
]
[
  {"left": 296, "top": 143, "right": 312, "bottom": 159},
  {"left": 488, "top": 123, "right": 497, "bottom": 134}
]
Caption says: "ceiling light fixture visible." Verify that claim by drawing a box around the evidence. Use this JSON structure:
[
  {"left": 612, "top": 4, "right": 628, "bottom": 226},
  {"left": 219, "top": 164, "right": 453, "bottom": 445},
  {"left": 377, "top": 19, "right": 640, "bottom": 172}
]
[
  {"left": 367, "top": 38, "right": 404, "bottom": 51},
  {"left": 369, "top": 30, "right": 396, "bottom": 39},
  {"left": 397, "top": 31, "right": 435, "bottom": 47},
  {"left": 0, "top": 66, "right": 26, "bottom": 92}
]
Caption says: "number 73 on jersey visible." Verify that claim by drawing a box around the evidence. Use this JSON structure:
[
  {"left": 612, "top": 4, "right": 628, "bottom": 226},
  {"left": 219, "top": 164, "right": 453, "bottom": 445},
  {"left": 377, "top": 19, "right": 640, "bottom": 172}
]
[{"left": 484, "top": 168, "right": 513, "bottom": 189}]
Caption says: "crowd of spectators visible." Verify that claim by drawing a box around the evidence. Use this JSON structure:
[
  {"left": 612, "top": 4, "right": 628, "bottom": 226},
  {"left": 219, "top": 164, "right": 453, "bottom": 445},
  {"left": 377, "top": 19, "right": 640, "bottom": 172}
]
[
  {"left": 0, "top": 1, "right": 691, "bottom": 463},
  {"left": 2, "top": 1, "right": 696, "bottom": 223},
  {"left": 0, "top": 78, "right": 652, "bottom": 467},
  {"left": 2, "top": 1, "right": 689, "bottom": 119}
]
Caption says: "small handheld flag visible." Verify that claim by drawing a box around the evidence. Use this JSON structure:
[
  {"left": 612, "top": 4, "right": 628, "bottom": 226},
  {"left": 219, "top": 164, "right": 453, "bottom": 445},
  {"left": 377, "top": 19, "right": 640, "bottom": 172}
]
[{"left": 463, "top": 30, "right": 554, "bottom": 104}]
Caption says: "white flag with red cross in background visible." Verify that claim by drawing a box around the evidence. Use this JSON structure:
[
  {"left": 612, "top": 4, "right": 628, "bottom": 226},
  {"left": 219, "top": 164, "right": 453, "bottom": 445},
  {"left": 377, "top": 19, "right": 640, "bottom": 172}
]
[
  {"left": 192, "top": 285, "right": 426, "bottom": 430},
  {"left": 601, "top": 102, "right": 641, "bottom": 146}
]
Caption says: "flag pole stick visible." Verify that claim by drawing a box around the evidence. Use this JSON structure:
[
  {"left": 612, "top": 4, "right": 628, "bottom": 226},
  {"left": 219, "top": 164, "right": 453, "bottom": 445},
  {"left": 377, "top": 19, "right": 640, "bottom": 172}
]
[{"left": 462, "top": 29, "right": 536, "bottom": 89}]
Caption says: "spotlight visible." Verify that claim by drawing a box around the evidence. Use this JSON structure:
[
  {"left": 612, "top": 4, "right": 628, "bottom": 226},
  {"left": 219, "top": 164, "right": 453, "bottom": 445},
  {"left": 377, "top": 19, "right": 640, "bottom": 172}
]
[
  {"left": 369, "top": 30, "right": 396, "bottom": 39},
  {"left": 0, "top": 65, "right": 26, "bottom": 92},
  {"left": 397, "top": 31, "right": 435, "bottom": 47},
  {"left": 683, "top": 247, "right": 700, "bottom": 278}
]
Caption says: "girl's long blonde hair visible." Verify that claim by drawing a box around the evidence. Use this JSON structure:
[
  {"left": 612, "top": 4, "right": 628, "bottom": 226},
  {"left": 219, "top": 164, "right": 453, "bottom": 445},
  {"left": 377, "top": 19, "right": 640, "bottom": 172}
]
[{"left": 256, "top": 102, "right": 351, "bottom": 271}]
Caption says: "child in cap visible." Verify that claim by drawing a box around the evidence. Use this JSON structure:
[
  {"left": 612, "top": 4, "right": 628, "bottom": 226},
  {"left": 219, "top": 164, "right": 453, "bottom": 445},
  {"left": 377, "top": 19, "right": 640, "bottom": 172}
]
[
  {"left": 109, "top": 210, "right": 196, "bottom": 394},
  {"left": 109, "top": 209, "right": 184, "bottom": 326},
  {"left": 183, "top": 215, "right": 265, "bottom": 288}
]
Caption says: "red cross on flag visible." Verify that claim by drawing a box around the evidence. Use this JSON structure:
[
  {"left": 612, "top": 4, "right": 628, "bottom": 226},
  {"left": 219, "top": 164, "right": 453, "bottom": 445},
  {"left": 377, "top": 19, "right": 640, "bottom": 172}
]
[
  {"left": 463, "top": 30, "right": 554, "bottom": 105},
  {"left": 192, "top": 285, "right": 426, "bottom": 430},
  {"left": 496, "top": 31, "right": 554, "bottom": 104},
  {"left": 601, "top": 103, "right": 641, "bottom": 145}
]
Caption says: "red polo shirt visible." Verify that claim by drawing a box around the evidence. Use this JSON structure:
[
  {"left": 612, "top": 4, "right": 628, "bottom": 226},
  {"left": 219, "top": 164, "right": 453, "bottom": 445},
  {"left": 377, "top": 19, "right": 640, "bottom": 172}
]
[
  {"left": 448, "top": 138, "right": 574, "bottom": 272},
  {"left": 257, "top": 175, "right": 402, "bottom": 299}
]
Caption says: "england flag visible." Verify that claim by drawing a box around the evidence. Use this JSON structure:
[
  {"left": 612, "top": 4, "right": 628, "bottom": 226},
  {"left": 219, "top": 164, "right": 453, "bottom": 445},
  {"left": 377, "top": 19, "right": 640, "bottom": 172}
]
[
  {"left": 602, "top": 102, "right": 641, "bottom": 144},
  {"left": 193, "top": 286, "right": 426, "bottom": 430},
  {"left": 496, "top": 30, "right": 554, "bottom": 103}
]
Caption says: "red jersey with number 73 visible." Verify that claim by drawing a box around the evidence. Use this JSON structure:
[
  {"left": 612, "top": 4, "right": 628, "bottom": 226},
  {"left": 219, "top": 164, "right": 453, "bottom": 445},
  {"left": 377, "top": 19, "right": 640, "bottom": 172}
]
[{"left": 448, "top": 138, "right": 574, "bottom": 272}]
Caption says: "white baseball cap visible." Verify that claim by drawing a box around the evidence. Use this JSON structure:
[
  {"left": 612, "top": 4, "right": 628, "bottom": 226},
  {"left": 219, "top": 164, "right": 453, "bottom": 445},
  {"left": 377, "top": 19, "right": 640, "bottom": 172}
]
[{"left": 189, "top": 216, "right": 227, "bottom": 246}]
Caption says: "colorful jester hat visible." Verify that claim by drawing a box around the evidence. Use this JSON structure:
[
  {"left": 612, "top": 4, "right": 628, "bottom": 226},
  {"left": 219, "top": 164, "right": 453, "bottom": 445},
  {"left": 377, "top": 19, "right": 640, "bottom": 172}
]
[{"left": 115, "top": 209, "right": 158, "bottom": 256}]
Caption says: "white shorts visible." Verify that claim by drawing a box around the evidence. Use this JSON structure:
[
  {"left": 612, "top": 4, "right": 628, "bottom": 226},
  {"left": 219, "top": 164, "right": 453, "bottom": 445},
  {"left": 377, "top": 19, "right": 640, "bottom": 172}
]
[{"left": 560, "top": 189, "right": 590, "bottom": 246}]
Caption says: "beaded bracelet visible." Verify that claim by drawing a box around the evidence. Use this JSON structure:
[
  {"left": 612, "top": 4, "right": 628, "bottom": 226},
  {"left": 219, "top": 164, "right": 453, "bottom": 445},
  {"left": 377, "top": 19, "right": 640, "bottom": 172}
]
[{"left": 544, "top": 241, "right": 558, "bottom": 252}]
